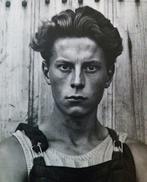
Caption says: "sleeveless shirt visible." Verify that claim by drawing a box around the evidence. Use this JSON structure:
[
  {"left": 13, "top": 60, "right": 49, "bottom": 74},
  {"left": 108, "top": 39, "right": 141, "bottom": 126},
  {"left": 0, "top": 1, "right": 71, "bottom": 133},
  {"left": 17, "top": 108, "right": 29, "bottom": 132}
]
[{"left": 13, "top": 129, "right": 127, "bottom": 176}]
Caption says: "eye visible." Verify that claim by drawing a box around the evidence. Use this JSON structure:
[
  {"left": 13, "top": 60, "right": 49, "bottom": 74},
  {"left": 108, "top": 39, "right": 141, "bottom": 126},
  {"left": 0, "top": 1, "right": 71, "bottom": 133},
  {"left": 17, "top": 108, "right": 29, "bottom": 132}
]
[
  {"left": 84, "top": 65, "right": 99, "bottom": 73},
  {"left": 58, "top": 63, "right": 72, "bottom": 72}
]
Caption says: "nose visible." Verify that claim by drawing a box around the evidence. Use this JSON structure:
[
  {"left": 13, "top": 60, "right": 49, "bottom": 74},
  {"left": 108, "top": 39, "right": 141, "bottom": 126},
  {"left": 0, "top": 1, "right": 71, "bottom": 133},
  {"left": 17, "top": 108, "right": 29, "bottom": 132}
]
[{"left": 70, "top": 66, "right": 85, "bottom": 89}]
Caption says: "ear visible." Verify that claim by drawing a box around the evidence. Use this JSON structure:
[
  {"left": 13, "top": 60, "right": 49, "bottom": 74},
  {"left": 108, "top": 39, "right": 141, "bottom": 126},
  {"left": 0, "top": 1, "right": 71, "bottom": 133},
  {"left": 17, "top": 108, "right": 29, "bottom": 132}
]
[
  {"left": 42, "top": 61, "right": 51, "bottom": 85},
  {"left": 105, "top": 65, "right": 115, "bottom": 88}
]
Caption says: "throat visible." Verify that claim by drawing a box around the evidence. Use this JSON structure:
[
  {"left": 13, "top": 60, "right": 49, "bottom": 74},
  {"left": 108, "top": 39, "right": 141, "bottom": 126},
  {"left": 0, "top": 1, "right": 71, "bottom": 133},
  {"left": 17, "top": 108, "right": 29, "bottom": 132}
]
[
  {"left": 39, "top": 106, "right": 108, "bottom": 155},
  {"left": 40, "top": 122, "right": 108, "bottom": 156}
]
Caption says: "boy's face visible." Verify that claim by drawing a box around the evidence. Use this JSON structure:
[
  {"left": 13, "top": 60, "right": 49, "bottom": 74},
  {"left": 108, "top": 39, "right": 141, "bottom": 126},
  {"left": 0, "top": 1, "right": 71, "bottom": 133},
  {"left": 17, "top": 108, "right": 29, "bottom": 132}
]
[{"left": 45, "top": 37, "right": 111, "bottom": 117}]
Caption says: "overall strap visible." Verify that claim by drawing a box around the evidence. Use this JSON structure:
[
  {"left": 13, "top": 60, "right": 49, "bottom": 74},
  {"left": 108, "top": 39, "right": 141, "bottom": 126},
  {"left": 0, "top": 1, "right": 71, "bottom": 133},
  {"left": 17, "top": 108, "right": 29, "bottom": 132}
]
[
  {"left": 16, "top": 123, "right": 49, "bottom": 153},
  {"left": 107, "top": 128, "right": 123, "bottom": 160},
  {"left": 108, "top": 128, "right": 137, "bottom": 182},
  {"left": 16, "top": 123, "right": 49, "bottom": 181}
]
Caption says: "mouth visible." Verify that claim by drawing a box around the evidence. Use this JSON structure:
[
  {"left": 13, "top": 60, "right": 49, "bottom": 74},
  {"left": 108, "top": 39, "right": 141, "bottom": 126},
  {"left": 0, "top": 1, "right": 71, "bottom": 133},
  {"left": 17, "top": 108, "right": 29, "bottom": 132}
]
[{"left": 65, "top": 96, "right": 87, "bottom": 102}]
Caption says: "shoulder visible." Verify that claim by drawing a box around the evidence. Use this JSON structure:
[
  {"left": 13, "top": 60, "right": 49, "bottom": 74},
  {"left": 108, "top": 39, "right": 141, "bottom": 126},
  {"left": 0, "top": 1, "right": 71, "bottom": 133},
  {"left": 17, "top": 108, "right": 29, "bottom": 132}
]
[
  {"left": 126, "top": 138, "right": 147, "bottom": 182},
  {"left": 0, "top": 136, "right": 28, "bottom": 182}
]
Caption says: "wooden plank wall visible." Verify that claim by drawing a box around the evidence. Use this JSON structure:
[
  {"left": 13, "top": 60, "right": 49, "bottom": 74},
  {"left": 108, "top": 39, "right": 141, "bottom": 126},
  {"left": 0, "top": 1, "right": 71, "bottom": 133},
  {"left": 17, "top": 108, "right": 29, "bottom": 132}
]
[{"left": 0, "top": 0, "right": 147, "bottom": 143}]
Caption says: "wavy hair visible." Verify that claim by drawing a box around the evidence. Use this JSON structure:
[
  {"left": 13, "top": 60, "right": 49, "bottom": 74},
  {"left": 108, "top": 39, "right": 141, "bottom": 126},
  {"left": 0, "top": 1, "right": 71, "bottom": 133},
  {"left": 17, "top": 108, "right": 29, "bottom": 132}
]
[{"left": 30, "top": 6, "right": 123, "bottom": 69}]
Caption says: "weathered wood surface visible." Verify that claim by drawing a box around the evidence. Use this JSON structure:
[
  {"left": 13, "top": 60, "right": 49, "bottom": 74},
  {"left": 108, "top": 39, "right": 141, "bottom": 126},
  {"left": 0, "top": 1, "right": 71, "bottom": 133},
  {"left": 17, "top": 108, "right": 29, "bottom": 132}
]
[
  {"left": 0, "top": 0, "right": 32, "bottom": 139},
  {"left": 0, "top": 0, "right": 147, "bottom": 143},
  {"left": 112, "top": 0, "right": 147, "bottom": 143}
]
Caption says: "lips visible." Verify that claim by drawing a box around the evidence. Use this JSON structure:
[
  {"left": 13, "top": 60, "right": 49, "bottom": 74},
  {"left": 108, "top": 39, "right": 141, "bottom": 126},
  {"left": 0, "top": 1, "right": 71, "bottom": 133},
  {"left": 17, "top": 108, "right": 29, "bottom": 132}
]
[{"left": 65, "top": 96, "right": 87, "bottom": 101}]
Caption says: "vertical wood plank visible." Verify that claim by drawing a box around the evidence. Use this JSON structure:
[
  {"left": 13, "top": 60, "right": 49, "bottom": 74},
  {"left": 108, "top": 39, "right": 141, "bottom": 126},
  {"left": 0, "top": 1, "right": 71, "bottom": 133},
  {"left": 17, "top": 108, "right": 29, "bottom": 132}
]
[
  {"left": 0, "top": 0, "right": 34, "bottom": 140},
  {"left": 112, "top": 0, "right": 147, "bottom": 143}
]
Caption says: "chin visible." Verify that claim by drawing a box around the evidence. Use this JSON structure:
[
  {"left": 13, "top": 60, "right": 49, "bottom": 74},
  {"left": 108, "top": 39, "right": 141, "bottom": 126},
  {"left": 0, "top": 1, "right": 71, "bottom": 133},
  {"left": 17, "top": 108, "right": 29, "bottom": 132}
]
[{"left": 65, "top": 108, "right": 89, "bottom": 118}]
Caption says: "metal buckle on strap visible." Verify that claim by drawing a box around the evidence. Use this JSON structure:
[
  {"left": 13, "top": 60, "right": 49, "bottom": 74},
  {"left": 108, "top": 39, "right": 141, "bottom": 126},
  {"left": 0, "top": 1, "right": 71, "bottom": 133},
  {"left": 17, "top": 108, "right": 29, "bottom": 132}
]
[
  {"left": 113, "top": 141, "right": 123, "bottom": 153},
  {"left": 32, "top": 142, "right": 43, "bottom": 157}
]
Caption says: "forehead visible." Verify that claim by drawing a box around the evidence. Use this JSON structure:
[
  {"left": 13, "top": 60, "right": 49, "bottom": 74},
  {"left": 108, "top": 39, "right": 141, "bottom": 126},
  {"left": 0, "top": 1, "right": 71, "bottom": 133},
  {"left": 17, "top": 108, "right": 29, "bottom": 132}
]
[{"left": 52, "top": 37, "right": 105, "bottom": 63}]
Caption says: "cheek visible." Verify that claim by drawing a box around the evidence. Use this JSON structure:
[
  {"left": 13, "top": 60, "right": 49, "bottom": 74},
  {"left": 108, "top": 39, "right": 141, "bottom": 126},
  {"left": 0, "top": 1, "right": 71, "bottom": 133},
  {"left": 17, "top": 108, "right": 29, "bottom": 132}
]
[
  {"left": 50, "top": 83, "right": 62, "bottom": 103},
  {"left": 91, "top": 83, "right": 105, "bottom": 99},
  {"left": 49, "top": 72, "right": 67, "bottom": 99},
  {"left": 90, "top": 81, "right": 106, "bottom": 105},
  {"left": 85, "top": 75, "right": 107, "bottom": 104},
  {"left": 87, "top": 73, "right": 107, "bottom": 90},
  {"left": 49, "top": 67, "right": 63, "bottom": 84}
]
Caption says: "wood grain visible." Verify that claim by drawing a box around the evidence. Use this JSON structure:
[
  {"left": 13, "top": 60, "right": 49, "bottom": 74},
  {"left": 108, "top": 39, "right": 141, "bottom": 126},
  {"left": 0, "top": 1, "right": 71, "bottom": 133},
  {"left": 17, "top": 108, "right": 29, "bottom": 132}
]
[
  {"left": 0, "top": 0, "right": 147, "bottom": 144},
  {"left": 0, "top": 0, "right": 32, "bottom": 140},
  {"left": 112, "top": 0, "right": 147, "bottom": 143}
]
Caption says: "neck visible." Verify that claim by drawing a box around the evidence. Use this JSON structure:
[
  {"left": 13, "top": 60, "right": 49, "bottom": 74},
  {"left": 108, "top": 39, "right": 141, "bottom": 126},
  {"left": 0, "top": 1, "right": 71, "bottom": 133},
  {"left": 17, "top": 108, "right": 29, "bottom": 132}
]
[{"left": 40, "top": 105, "right": 107, "bottom": 146}]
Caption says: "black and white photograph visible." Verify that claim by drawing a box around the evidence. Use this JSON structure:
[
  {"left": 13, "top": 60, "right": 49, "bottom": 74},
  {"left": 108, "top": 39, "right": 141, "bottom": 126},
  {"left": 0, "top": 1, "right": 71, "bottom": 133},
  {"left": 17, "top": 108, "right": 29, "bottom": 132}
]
[{"left": 0, "top": 0, "right": 147, "bottom": 181}]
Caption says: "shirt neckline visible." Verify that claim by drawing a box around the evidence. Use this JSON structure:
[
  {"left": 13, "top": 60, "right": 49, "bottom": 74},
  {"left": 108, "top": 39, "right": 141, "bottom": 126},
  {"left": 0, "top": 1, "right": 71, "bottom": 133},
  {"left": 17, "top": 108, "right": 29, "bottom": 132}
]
[{"left": 46, "top": 134, "right": 111, "bottom": 160}]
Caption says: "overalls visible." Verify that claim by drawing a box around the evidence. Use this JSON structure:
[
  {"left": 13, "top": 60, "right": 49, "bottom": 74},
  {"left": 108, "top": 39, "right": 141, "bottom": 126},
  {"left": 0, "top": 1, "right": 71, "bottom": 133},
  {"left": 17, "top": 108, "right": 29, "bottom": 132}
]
[{"left": 16, "top": 123, "right": 137, "bottom": 182}]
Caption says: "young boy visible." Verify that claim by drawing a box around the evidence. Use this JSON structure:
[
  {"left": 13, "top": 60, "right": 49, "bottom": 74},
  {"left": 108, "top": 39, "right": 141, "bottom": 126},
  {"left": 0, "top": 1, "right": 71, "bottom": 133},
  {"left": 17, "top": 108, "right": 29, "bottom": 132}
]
[{"left": 0, "top": 6, "right": 147, "bottom": 182}]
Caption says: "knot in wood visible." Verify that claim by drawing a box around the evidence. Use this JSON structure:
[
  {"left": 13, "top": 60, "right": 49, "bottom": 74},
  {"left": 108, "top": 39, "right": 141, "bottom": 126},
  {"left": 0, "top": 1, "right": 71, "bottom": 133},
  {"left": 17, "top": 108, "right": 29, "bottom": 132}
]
[
  {"left": 45, "top": 0, "right": 50, "bottom": 4},
  {"left": 62, "top": 0, "right": 67, "bottom": 3},
  {"left": 78, "top": 0, "right": 83, "bottom": 4},
  {"left": 22, "top": 0, "right": 27, "bottom": 8},
  {"left": 5, "top": 1, "right": 11, "bottom": 7}
]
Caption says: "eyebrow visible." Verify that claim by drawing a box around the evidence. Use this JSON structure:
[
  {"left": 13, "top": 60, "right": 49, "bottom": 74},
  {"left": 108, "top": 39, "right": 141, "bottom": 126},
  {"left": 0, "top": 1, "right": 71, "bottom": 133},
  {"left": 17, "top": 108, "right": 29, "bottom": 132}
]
[
  {"left": 83, "top": 60, "right": 102, "bottom": 64},
  {"left": 55, "top": 58, "right": 102, "bottom": 64},
  {"left": 54, "top": 59, "right": 103, "bottom": 70},
  {"left": 55, "top": 58, "right": 70, "bottom": 62},
  {"left": 82, "top": 61, "right": 103, "bottom": 67}
]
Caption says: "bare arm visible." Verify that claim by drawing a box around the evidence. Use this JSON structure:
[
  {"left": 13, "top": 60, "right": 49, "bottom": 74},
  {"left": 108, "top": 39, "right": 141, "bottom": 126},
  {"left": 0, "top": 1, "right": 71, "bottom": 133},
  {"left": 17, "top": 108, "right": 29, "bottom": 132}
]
[
  {"left": 0, "top": 136, "right": 28, "bottom": 182},
  {"left": 127, "top": 140, "right": 147, "bottom": 182}
]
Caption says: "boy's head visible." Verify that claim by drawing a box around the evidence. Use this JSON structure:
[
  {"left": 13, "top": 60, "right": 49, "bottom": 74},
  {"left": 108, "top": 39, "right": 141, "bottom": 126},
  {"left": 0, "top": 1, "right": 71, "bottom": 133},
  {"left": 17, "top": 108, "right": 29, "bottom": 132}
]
[{"left": 30, "top": 6, "right": 123, "bottom": 71}]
